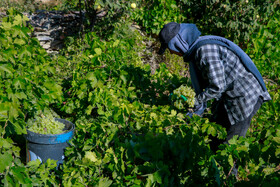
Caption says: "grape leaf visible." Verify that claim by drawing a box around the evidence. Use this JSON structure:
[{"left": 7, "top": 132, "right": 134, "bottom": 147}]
[
  {"left": 94, "top": 48, "right": 102, "bottom": 56},
  {"left": 0, "top": 152, "right": 13, "bottom": 173}
]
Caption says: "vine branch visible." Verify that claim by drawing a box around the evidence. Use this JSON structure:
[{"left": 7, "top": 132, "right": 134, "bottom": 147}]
[{"left": 1, "top": 120, "right": 8, "bottom": 138}]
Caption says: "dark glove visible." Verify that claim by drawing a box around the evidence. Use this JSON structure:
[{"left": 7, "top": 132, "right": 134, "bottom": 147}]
[{"left": 186, "top": 102, "right": 207, "bottom": 118}]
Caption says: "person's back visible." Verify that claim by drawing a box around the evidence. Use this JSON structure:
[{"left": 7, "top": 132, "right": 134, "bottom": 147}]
[{"left": 194, "top": 44, "right": 271, "bottom": 126}]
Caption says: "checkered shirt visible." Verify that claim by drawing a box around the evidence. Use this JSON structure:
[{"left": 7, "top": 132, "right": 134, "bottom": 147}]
[{"left": 194, "top": 44, "right": 271, "bottom": 125}]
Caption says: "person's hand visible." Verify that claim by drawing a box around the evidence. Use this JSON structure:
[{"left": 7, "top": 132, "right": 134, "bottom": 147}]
[
  {"left": 186, "top": 110, "right": 194, "bottom": 118},
  {"left": 186, "top": 102, "right": 207, "bottom": 118},
  {"left": 193, "top": 102, "right": 205, "bottom": 115}
]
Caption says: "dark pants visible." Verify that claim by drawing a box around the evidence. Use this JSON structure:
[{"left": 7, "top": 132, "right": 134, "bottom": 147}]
[
  {"left": 210, "top": 97, "right": 263, "bottom": 152},
  {"left": 210, "top": 97, "right": 263, "bottom": 176}
]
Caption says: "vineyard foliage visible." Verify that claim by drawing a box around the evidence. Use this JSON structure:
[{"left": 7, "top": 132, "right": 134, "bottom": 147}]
[
  {"left": 0, "top": 1, "right": 280, "bottom": 186},
  {"left": 133, "top": 0, "right": 277, "bottom": 47}
]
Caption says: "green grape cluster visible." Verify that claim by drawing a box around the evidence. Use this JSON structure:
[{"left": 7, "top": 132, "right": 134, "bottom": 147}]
[
  {"left": 27, "top": 114, "right": 65, "bottom": 134},
  {"left": 172, "top": 84, "right": 196, "bottom": 110}
]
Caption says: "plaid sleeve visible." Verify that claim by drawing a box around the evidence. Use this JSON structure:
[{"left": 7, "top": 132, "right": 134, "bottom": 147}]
[{"left": 195, "top": 44, "right": 226, "bottom": 103}]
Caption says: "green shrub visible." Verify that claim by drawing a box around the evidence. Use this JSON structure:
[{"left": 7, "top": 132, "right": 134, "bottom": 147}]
[
  {"left": 0, "top": 9, "right": 63, "bottom": 185},
  {"left": 246, "top": 10, "right": 280, "bottom": 83},
  {"left": 132, "top": 0, "right": 186, "bottom": 35},
  {"left": 134, "top": 0, "right": 278, "bottom": 48},
  {"left": 0, "top": 8, "right": 62, "bottom": 136},
  {"left": 180, "top": 0, "right": 276, "bottom": 45}
]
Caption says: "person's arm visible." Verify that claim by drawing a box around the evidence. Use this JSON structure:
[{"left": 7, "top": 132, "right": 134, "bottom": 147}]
[{"left": 195, "top": 44, "right": 226, "bottom": 104}]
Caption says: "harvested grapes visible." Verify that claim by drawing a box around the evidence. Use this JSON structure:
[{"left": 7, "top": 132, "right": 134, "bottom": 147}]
[
  {"left": 171, "top": 84, "right": 196, "bottom": 110},
  {"left": 27, "top": 114, "right": 65, "bottom": 134}
]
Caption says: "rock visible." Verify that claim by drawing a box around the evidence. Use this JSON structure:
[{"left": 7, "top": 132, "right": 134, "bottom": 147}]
[
  {"left": 34, "top": 27, "right": 48, "bottom": 32},
  {"left": 37, "top": 36, "right": 53, "bottom": 41},
  {"left": 42, "top": 43, "right": 51, "bottom": 49}
]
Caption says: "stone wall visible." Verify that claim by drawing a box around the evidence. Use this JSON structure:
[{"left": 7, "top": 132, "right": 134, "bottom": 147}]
[
  {"left": 27, "top": 10, "right": 82, "bottom": 53},
  {"left": 1, "top": 9, "right": 106, "bottom": 53}
]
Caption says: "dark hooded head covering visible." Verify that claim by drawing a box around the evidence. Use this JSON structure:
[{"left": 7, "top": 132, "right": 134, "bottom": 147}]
[
  {"left": 158, "top": 22, "right": 180, "bottom": 55},
  {"left": 158, "top": 23, "right": 201, "bottom": 55}
]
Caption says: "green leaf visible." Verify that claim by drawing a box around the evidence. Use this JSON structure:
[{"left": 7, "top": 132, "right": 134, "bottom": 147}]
[
  {"left": 208, "top": 126, "right": 217, "bottom": 136},
  {"left": 13, "top": 78, "right": 25, "bottom": 90},
  {"left": 113, "top": 40, "right": 120, "bottom": 47},
  {"left": 201, "top": 123, "right": 209, "bottom": 133},
  {"left": 46, "top": 159, "right": 57, "bottom": 169},
  {"left": 3, "top": 174, "right": 16, "bottom": 186},
  {"left": 211, "top": 158, "right": 221, "bottom": 186},
  {"left": 272, "top": 137, "right": 280, "bottom": 144},
  {"left": 13, "top": 15, "right": 23, "bottom": 26},
  {"left": 236, "top": 145, "right": 248, "bottom": 152},
  {"left": 27, "top": 159, "right": 41, "bottom": 168},
  {"left": 22, "top": 15, "right": 29, "bottom": 22},
  {"left": 228, "top": 155, "right": 234, "bottom": 167},
  {"left": 97, "top": 105, "right": 105, "bottom": 115},
  {"left": 0, "top": 152, "right": 13, "bottom": 173},
  {"left": 1, "top": 22, "right": 12, "bottom": 30},
  {"left": 86, "top": 72, "right": 97, "bottom": 81},
  {"left": 275, "top": 147, "right": 280, "bottom": 157},
  {"left": 97, "top": 177, "right": 113, "bottom": 187},
  {"left": 14, "top": 38, "right": 26, "bottom": 45},
  {"left": 9, "top": 105, "right": 19, "bottom": 119},
  {"left": 0, "top": 139, "right": 11, "bottom": 149},
  {"left": 263, "top": 167, "right": 275, "bottom": 175},
  {"left": 0, "top": 64, "right": 13, "bottom": 74},
  {"left": 11, "top": 167, "right": 29, "bottom": 184},
  {"left": 0, "top": 104, "right": 8, "bottom": 119},
  {"left": 150, "top": 112, "right": 157, "bottom": 119},
  {"left": 146, "top": 171, "right": 162, "bottom": 184},
  {"left": 228, "top": 136, "right": 238, "bottom": 145},
  {"left": 169, "top": 110, "right": 177, "bottom": 117},
  {"left": 152, "top": 171, "right": 162, "bottom": 184},
  {"left": 120, "top": 74, "right": 127, "bottom": 84},
  {"left": 261, "top": 146, "right": 269, "bottom": 152},
  {"left": 170, "top": 4, "right": 177, "bottom": 9},
  {"left": 94, "top": 48, "right": 102, "bottom": 56},
  {"left": 86, "top": 105, "right": 94, "bottom": 115}
]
